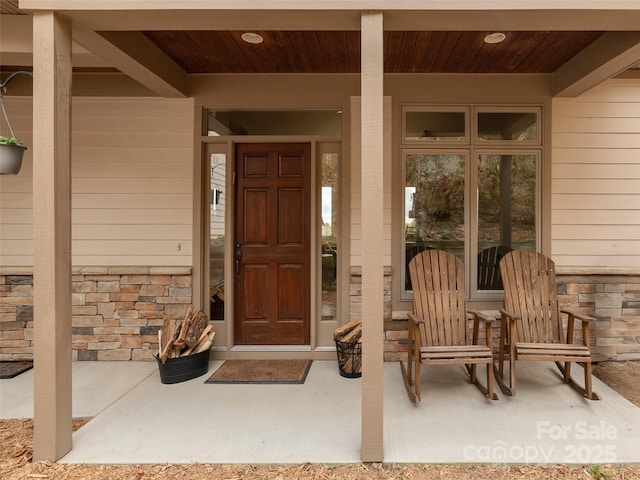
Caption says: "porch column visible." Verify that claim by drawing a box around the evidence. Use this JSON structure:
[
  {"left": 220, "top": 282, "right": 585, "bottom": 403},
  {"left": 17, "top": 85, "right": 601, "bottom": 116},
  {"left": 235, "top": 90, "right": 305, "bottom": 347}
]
[
  {"left": 360, "top": 11, "right": 384, "bottom": 462},
  {"left": 32, "top": 11, "right": 73, "bottom": 462}
]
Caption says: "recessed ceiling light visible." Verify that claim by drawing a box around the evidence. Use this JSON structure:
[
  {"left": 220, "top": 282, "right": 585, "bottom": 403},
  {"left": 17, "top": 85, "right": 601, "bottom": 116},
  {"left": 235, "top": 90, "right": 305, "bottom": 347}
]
[
  {"left": 241, "top": 32, "right": 263, "bottom": 44},
  {"left": 484, "top": 32, "right": 506, "bottom": 44}
]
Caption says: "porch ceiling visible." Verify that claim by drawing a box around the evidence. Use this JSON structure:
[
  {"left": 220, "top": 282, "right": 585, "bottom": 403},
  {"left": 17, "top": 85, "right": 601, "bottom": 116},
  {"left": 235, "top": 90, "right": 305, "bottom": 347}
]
[
  {"left": 141, "top": 30, "right": 604, "bottom": 74},
  {"left": 3, "top": 3, "right": 640, "bottom": 97}
]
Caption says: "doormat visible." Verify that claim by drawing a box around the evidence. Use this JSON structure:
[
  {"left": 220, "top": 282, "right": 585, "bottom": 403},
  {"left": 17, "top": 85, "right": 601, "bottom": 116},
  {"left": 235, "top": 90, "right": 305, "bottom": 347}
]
[
  {"left": 0, "top": 360, "right": 33, "bottom": 379},
  {"left": 205, "top": 359, "right": 312, "bottom": 384}
]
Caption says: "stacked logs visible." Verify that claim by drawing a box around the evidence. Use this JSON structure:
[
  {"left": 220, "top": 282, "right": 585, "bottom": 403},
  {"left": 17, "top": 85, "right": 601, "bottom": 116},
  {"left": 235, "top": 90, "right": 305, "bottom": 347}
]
[
  {"left": 158, "top": 307, "right": 215, "bottom": 363},
  {"left": 333, "top": 319, "right": 362, "bottom": 376}
]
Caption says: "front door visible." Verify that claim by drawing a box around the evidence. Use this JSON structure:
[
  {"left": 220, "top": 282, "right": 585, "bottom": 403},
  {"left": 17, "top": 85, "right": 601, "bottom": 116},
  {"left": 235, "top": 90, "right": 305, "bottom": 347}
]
[{"left": 234, "top": 143, "right": 311, "bottom": 345}]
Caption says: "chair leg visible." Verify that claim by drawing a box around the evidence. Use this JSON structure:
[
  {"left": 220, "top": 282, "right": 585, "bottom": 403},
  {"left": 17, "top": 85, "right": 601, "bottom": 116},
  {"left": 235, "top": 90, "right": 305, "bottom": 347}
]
[
  {"left": 563, "top": 360, "right": 572, "bottom": 383},
  {"left": 487, "top": 360, "right": 498, "bottom": 400},
  {"left": 584, "top": 361, "right": 599, "bottom": 400},
  {"left": 554, "top": 361, "right": 600, "bottom": 400},
  {"left": 415, "top": 356, "right": 422, "bottom": 401},
  {"left": 469, "top": 362, "right": 499, "bottom": 400},
  {"left": 494, "top": 325, "right": 516, "bottom": 396},
  {"left": 494, "top": 357, "right": 516, "bottom": 396},
  {"left": 400, "top": 329, "right": 418, "bottom": 403},
  {"left": 399, "top": 360, "right": 417, "bottom": 403}
]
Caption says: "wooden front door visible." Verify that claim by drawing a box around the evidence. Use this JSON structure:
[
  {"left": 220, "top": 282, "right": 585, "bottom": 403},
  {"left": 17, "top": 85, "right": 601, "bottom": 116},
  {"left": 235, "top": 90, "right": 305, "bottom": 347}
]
[{"left": 234, "top": 143, "right": 311, "bottom": 345}]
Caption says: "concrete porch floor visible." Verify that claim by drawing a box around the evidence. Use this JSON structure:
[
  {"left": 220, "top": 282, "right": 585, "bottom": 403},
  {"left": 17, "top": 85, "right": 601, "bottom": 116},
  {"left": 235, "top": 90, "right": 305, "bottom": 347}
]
[{"left": 1, "top": 360, "right": 639, "bottom": 465}]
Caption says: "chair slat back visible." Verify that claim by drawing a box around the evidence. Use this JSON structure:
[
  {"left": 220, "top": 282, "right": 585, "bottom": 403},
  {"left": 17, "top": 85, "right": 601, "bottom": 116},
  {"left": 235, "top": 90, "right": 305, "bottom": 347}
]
[
  {"left": 500, "top": 250, "right": 562, "bottom": 344},
  {"left": 409, "top": 250, "right": 470, "bottom": 347}
]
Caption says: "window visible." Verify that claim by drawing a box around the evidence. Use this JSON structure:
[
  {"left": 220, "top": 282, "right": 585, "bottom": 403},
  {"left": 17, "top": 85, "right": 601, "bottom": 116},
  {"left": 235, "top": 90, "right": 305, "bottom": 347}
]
[
  {"left": 401, "top": 106, "right": 540, "bottom": 298},
  {"left": 404, "top": 151, "right": 466, "bottom": 290},
  {"left": 205, "top": 109, "right": 342, "bottom": 136},
  {"left": 476, "top": 152, "right": 538, "bottom": 292},
  {"left": 403, "top": 106, "right": 469, "bottom": 143},
  {"left": 476, "top": 108, "right": 539, "bottom": 143},
  {"left": 321, "top": 149, "right": 339, "bottom": 321},
  {"left": 209, "top": 151, "right": 226, "bottom": 320}
]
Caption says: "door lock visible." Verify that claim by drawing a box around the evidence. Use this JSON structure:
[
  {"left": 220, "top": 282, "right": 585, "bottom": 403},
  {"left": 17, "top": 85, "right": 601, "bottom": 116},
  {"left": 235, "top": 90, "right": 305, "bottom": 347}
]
[{"left": 235, "top": 242, "right": 242, "bottom": 278}]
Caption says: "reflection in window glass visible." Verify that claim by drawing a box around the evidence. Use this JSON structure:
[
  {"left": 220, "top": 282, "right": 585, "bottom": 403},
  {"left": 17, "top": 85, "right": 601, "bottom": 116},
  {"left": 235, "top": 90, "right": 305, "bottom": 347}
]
[
  {"left": 210, "top": 154, "right": 226, "bottom": 320},
  {"left": 206, "top": 109, "right": 342, "bottom": 136},
  {"left": 321, "top": 152, "right": 338, "bottom": 321},
  {"left": 477, "top": 112, "right": 537, "bottom": 141},
  {"left": 404, "top": 153, "right": 465, "bottom": 290},
  {"left": 405, "top": 111, "right": 466, "bottom": 142},
  {"left": 477, "top": 154, "right": 536, "bottom": 291}
]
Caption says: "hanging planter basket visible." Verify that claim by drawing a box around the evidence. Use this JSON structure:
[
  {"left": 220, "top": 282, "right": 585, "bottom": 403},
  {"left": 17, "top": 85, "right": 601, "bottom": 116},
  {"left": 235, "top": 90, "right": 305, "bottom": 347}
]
[
  {"left": 1, "top": 71, "right": 33, "bottom": 175},
  {"left": 0, "top": 142, "right": 26, "bottom": 175}
]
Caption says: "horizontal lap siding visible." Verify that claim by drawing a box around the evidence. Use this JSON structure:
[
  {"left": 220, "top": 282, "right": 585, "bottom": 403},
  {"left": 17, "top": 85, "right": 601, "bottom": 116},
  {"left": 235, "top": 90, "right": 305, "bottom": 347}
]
[
  {"left": 0, "top": 97, "right": 195, "bottom": 267},
  {"left": 552, "top": 79, "right": 640, "bottom": 268}
]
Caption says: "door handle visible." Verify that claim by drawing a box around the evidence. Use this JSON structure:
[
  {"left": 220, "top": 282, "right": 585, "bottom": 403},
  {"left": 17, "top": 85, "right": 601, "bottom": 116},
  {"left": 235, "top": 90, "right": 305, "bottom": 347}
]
[{"left": 235, "top": 242, "right": 242, "bottom": 278}]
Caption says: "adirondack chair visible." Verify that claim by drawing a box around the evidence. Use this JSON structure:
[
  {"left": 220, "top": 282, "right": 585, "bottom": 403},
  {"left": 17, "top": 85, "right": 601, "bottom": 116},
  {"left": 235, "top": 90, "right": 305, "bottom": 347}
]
[
  {"left": 496, "top": 250, "right": 599, "bottom": 400},
  {"left": 400, "top": 250, "right": 498, "bottom": 402}
]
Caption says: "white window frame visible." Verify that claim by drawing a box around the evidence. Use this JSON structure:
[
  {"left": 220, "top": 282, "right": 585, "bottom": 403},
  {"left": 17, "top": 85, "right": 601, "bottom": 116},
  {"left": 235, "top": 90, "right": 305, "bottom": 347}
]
[{"left": 400, "top": 104, "right": 542, "bottom": 301}]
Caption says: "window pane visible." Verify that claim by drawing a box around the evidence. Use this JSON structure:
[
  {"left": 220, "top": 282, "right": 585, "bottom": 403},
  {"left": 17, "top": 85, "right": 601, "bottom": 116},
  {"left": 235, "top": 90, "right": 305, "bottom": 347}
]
[
  {"left": 210, "top": 153, "right": 226, "bottom": 319},
  {"left": 405, "top": 153, "right": 465, "bottom": 291},
  {"left": 205, "top": 109, "right": 342, "bottom": 136},
  {"left": 477, "top": 112, "right": 537, "bottom": 141},
  {"left": 321, "top": 152, "right": 338, "bottom": 321},
  {"left": 477, "top": 154, "right": 537, "bottom": 291},
  {"left": 405, "top": 111, "right": 466, "bottom": 142}
]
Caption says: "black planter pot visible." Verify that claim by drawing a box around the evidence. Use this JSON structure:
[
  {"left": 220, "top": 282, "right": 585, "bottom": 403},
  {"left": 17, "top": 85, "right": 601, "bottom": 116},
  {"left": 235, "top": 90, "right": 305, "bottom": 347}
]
[{"left": 155, "top": 348, "right": 211, "bottom": 384}]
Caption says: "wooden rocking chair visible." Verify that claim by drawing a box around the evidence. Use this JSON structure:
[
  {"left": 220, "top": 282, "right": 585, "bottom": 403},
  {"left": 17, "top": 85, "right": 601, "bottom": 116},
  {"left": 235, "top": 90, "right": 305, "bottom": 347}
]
[
  {"left": 400, "top": 250, "right": 498, "bottom": 403},
  {"left": 496, "top": 250, "right": 599, "bottom": 400}
]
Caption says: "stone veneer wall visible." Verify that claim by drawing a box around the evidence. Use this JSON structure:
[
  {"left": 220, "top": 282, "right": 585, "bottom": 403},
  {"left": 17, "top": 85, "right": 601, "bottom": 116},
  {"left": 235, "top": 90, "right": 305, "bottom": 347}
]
[
  {"left": 0, "top": 267, "right": 192, "bottom": 361},
  {"left": 348, "top": 268, "right": 640, "bottom": 363},
  {"left": 556, "top": 274, "right": 640, "bottom": 362},
  {"left": 348, "top": 266, "right": 407, "bottom": 362},
  {"left": 4, "top": 267, "right": 638, "bottom": 362}
]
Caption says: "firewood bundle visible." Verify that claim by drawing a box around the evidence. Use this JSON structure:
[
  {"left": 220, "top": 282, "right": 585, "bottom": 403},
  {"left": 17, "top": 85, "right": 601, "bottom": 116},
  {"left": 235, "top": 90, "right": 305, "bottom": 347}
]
[
  {"left": 158, "top": 307, "right": 215, "bottom": 363},
  {"left": 333, "top": 319, "right": 362, "bottom": 375}
]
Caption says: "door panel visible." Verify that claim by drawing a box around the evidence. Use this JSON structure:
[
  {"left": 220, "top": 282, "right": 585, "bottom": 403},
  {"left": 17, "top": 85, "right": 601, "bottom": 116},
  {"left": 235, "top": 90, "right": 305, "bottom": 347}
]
[
  {"left": 244, "top": 189, "right": 268, "bottom": 244},
  {"left": 234, "top": 143, "right": 311, "bottom": 345}
]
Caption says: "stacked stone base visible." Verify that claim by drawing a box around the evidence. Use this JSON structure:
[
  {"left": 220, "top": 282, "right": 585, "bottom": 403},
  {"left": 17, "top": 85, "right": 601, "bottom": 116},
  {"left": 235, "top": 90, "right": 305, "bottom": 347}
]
[
  {"left": 3, "top": 267, "right": 639, "bottom": 362},
  {"left": 0, "top": 267, "right": 192, "bottom": 361}
]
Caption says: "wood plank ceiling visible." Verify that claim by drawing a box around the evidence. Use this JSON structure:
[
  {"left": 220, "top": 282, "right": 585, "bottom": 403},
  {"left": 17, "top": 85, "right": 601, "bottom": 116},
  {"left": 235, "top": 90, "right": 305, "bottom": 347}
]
[{"left": 142, "top": 30, "right": 604, "bottom": 74}]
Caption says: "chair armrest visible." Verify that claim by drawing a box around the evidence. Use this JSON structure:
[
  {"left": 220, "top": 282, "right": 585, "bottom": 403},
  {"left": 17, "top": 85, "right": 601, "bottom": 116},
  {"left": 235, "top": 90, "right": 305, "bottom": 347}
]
[
  {"left": 499, "top": 308, "right": 520, "bottom": 322},
  {"left": 561, "top": 308, "right": 596, "bottom": 323},
  {"left": 468, "top": 310, "right": 495, "bottom": 324},
  {"left": 468, "top": 310, "right": 495, "bottom": 348},
  {"left": 407, "top": 311, "right": 425, "bottom": 325}
]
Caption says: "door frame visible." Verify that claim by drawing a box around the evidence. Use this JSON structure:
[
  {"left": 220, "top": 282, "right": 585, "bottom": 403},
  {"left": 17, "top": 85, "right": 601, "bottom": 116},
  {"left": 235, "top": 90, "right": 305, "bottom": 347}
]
[{"left": 197, "top": 136, "right": 346, "bottom": 358}]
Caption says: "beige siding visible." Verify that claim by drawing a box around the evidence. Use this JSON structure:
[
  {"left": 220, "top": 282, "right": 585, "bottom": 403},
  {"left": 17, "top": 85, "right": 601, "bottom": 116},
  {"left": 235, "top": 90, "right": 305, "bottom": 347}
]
[
  {"left": 552, "top": 78, "right": 640, "bottom": 269},
  {"left": 0, "top": 96, "right": 194, "bottom": 267}
]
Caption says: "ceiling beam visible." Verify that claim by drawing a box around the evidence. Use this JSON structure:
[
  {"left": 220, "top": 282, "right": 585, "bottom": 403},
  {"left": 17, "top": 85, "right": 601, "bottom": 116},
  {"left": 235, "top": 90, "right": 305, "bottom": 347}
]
[
  {"left": 71, "top": 28, "right": 189, "bottom": 98},
  {"left": 552, "top": 31, "right": 640, "bottom": 97}
]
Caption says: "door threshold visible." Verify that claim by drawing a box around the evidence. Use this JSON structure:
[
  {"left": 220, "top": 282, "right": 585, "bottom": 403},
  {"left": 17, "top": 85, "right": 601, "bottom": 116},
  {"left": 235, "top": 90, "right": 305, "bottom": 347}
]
[{"left": 231, "top": 345, "right": 312, "bottom": 352}]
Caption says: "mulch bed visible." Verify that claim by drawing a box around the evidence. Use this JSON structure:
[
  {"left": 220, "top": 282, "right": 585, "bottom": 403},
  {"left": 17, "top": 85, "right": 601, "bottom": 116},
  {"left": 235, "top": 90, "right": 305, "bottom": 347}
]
[{"left": 2, "top": 362, "right": 640, "bottom": 479}]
